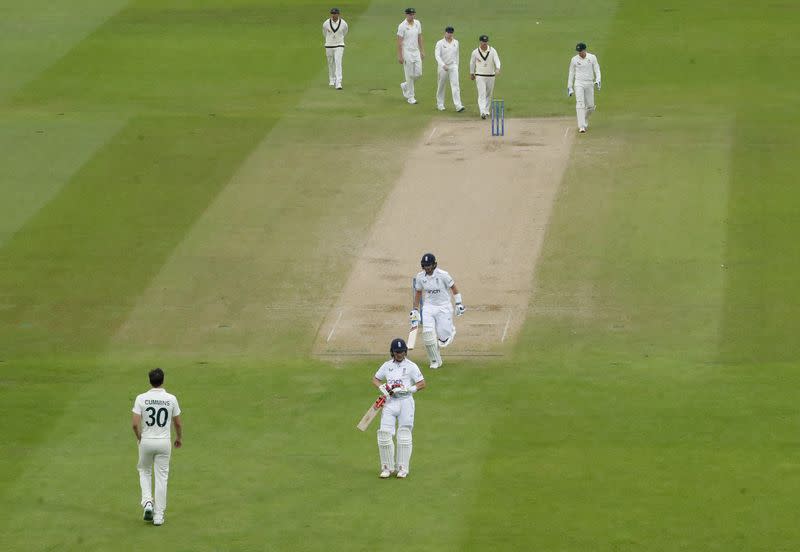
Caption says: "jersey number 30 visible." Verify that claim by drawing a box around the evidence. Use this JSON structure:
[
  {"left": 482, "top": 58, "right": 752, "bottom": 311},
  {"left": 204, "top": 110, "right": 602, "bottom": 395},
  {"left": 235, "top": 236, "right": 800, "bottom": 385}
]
[{"left": 145, "top": 406, "right": 169, "bottom": 427}]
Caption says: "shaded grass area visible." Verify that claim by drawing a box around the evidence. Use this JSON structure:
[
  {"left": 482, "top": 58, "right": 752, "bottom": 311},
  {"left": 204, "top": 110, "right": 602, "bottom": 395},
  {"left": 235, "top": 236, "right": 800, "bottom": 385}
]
[{"left": 0, "top": 115, "right": 270, "bottom": 355}]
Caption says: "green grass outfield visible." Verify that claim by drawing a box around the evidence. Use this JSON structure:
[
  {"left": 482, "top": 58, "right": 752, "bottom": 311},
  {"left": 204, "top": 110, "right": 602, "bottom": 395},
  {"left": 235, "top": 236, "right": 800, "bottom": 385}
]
[{"left": 1, "top": 0, "right": 799, "bottom": 550}]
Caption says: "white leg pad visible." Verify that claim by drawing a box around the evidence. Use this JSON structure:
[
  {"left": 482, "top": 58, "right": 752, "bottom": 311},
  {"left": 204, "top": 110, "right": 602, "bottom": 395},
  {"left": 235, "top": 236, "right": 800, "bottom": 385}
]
[
  {"left": 377, "top": 430, "right": 395, "bottom": 472},
  {"left": 396, "top": 426, "right": 413, "bottom": 473},
  {"left": 422, "top": 330, "right": 441, "bottom": 366}
]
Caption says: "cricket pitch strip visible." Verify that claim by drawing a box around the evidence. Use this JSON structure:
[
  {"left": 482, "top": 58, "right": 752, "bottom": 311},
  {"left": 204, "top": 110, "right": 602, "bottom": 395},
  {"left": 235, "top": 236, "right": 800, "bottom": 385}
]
[{"left": 314, "top": 118, "right": 574, "bottom": 359}]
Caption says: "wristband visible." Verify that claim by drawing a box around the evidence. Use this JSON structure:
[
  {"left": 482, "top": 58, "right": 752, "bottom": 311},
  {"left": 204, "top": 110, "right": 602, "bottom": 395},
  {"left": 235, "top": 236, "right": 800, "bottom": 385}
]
[{"left": 454, "top": 293, "right": 462, "bottom": 304}]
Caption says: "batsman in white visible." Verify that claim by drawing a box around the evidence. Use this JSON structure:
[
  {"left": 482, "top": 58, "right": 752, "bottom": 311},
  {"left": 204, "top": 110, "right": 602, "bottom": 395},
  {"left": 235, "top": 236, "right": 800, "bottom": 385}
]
[
  {"left": 322, "top": 7, "right": 348, "bottom": 90},
  {"left": 567, "top": 42, "right": 602, "bottom": 133},
  {"left": 397, "top": 7, "right": 424, "bottom": 105},
  {"left": 410, "top": 253, "right": 465, "bottom": 369},
  {"left": 372, "top": 338, "right": 426, "bottom": 479},
  {"left": 434, "top": 26, "right": 465, "bottom": 112},
  {"left": 131, "top": 368, "right": 183, "bottom": 526},
  {"left": 469, "top": 35, "right": 501, "bottom": 119}
]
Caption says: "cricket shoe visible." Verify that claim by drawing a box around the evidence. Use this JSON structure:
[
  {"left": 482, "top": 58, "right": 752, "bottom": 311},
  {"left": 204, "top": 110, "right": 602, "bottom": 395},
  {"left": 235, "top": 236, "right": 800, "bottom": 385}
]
[
  {"left": 430, "top": 360, "right": 441, "bottom": 369},
  {"left": 379, "top": 467, "right": 392, "bottom": 479},
  {"left": 407, "top": 97, "right": 418, "bottom": 105},
  {"left": 396, "top": 469, "right": 409, "bottom": 479},
  {"left": 456, "top": 106, "right": 465, "bottom": 112},
  {"left": 335, "top": 83, "right": 343, "bottom": 90},
  {"left": 143, "top": 501, "right": 153, "bottom": 522},
  {"left": 329, "top": 82, "right": 335, "bottom": 87},
  {"left": 437, "top": 106, "right": 446, "bottom": 111},
  {"left": 481, "top": 113, "right": 487, "bottom": 119},
  {"left": 153, "top": 516, "right": 164, "bottom": 526},
  {"left": 579, "top": 127, "right": 586, "bottom": 133},
  {"left": 400, "top": 82, "right": 408, "bottom": 98}
]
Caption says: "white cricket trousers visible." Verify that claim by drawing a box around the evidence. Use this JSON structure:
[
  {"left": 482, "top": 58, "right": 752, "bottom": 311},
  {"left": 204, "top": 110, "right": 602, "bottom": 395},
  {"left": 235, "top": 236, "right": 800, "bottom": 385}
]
[
  {"left": 402, "top": 51, "right": 422, "bottom": 100},
  {"left": 326, "top": 47, "right": 344, "bottom": 86},
  {"left": 475, "top": 75, "right": 496, "bottom": 117},
  {"left": 574, "top": 82, "right": 595, "bottom": 129},
  {"left": 422, "top": 303, "right": 455, "bottom": 342},
  {"left": 379, "top": 396, "right": 416, "bottom": 433},
  {"left": 436, "top": 64, "right": 463, "bottom": 110},
  {"left": 138, "top": 438, "right": 171, "bottom": 517}
]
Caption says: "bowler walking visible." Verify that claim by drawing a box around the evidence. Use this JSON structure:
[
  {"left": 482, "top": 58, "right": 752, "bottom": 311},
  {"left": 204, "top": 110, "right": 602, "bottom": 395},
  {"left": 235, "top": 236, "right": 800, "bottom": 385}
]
[{"left": 131, "top": 368, "right": 183, "bottom": 526}]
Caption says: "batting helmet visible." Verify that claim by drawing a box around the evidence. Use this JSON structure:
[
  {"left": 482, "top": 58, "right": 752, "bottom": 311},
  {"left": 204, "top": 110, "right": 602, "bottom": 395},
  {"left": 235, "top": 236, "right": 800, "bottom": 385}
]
[
  {"left": 575, "top": 42, "right": 587, "bottom": 52},
  {"left": 420, "top": 252, "right": 436, "bottom": 268},
  {"left": 390, "top": 338, "right": 408, "bottom": 354}
]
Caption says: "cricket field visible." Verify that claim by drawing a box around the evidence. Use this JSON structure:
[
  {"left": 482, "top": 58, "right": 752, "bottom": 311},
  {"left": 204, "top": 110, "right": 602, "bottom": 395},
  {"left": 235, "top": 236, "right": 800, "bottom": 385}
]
[{"left": 1, "top": 1, "right": 798, "bottom": 550}]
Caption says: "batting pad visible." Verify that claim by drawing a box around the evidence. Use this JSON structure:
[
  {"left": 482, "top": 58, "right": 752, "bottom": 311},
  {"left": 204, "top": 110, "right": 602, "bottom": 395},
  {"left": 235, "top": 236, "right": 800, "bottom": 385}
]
[
  {"left": 396, "top": 426, "right": 413, "bottom": 472},
  {"left": 422, "top": 330, "right": 441, "bottom": 365},
  {"left": 377, "top": 430, "right": 395, "bottom": 472}
]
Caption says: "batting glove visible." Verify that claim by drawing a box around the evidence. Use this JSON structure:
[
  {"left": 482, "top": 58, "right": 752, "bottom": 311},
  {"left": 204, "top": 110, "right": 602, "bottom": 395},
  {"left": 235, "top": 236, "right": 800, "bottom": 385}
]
[
  {"left": 455, "top": 303, "right": 466, "bottom": 316},
  {"left": 379, "top": 384, "right": 392, "bottom": 398},
  {"left": 567, "top": 87, "right": 574, "bottom": 97},
  {"left": 409, "top": 309, "right": 421, "bottom": 326},
  {"left": 595, "top": 81, "right": 601, "bottom": 90},
  {"left": 390, "top": 385, "right": 409, "bottom": 397}
]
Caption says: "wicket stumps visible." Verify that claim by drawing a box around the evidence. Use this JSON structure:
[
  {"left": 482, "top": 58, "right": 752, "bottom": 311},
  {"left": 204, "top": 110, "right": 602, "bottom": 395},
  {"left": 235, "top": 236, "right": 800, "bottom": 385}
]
[{"left": 491, "top": 99, "right": 505, "bottom": 136}]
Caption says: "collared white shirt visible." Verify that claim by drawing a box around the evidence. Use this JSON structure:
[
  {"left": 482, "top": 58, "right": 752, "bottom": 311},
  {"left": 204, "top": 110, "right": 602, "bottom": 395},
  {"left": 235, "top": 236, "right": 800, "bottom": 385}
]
[
  {"left": 133, "top": 388, "right": 181, "bottom": 440},
  {"left": 568, "top": 53, "right": 601, "bottom": 86},
  {"left": 414, "top": 268, "right": 455, "bottom": 307},
  {"left": 470, "top": 46, "right": 501, "bottom": 75},
  {"left": 397, "top": 19, "right": 422, "bottom": 52},
  {"left": 374, "top": 358, "right": 424, "bottom": 401},
  {"left": 322, "top": 17, "right": 348, "bottom": 47},
  {"left": 435, "top": 37, "right": 459, "bottom": 67}
]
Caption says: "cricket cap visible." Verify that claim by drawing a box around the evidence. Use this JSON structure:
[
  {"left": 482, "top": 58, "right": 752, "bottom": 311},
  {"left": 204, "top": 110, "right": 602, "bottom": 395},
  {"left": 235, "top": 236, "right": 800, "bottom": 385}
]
[
  {"left": 445, "top": 26, "right": 454, "bottom": 33},
  {"left": 405, "top": 7, "right": 416, "bottom": 14},
  {"left": 479, "top": 35, "right": 489, "bottom": 42},
  {"left": 576, "top": 42, "right": 587, "bottom": 51},
  {"left": 330, "top": 7, "right": 340, "bottom": 13}
]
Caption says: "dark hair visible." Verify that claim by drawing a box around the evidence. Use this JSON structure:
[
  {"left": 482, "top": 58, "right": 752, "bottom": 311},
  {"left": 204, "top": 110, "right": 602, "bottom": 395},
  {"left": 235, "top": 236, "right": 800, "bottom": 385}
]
[{"left": 149, "top": 368, "right": 165, "bottom": 387}]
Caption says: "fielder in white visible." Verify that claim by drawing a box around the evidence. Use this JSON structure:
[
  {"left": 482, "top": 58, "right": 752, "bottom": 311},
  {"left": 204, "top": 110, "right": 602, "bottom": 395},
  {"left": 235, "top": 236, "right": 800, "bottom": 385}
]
[
  {"left": 131, "top": 368, "right": 182, "bottom": 526},
  {"left": 567, "top": 42, "right": 602, "bottom": 133},
  {"left": 469, "top": 35, "right": 501, "bottom": 119},
  {"left": 397, "top": 7, "right": 424, "bottom": 105},
  {"left": 434, "top": 26, "right": 465, "bottom": 112},
  {"left": 410, "top": 252, "right": 465, "bottom": 369},
  {"left": 323, "top": 7, "right": 348, "bottom": 89},
  {"left": 373, "top": 338, "right": 426, "bottom": 479}
]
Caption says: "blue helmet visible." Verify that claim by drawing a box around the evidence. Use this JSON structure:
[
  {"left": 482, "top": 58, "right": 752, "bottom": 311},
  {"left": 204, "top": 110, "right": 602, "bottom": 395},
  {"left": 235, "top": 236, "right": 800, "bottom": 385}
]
[
  {"left": 390, "top": 338, "right": 408, "bottom": 354},
  {"left": 420, "top": 252, "right": 437, "bottom": 269}
]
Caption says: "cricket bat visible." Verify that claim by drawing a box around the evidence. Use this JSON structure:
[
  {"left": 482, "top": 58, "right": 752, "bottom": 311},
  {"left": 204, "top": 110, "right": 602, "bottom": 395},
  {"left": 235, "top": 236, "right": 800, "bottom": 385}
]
[
  {"left": 407, "top": 326, "right": 418, "bottom": 350},
  {"left": 356, "top": 395, "right": 386, "bottom": 431}
]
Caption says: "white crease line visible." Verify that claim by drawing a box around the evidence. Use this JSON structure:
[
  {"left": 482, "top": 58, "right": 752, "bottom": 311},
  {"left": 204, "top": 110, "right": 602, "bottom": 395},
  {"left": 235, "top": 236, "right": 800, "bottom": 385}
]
[
  {"left": 563, "top": 127, "right": 570, "bottom": 140},
  {"left": 501, "top": 312, "right": 512, "bottom": 342},
  {"left": 427, "top": 127, "right": 437, "bottom": 144},
  {"left": 326, "top": 310, "right": 344, "bottom": 342}
]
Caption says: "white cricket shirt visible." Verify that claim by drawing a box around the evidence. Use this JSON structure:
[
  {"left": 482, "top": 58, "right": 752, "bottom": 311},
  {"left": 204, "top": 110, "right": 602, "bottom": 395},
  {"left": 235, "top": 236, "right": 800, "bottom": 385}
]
[
  {"left": 435, "top": 37, "right": 459, "bottom": 67},
  {"left": 469, "top": 46, "right": 501, "bottom": 76},
  {"left": 415, "top": 268, "right": 455, "bottom": 307},
  {"left": 132, "top": 388, "right": 181, "bottom": 439},
  {"left": 374, "top": 358, "right": 424, "bottom": 401},
  {"left": 322, "top": 17, "right": 348, "bottom": 47},
  {"left": 568, "top": 53, "right": 601, "bottom": 86},
  {"left": 397, "top": 19, "right": 422, "bottom": 52}
]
